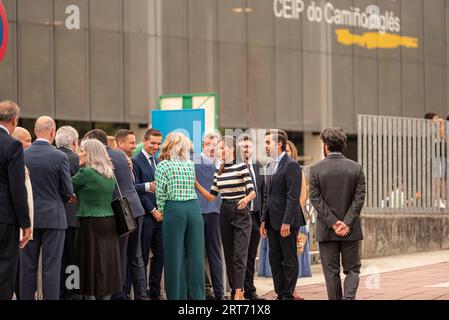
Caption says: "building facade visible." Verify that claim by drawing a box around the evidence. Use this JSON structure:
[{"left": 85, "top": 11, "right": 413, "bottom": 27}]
[{"left": 0, "top": 0, "right": 448, "bottom": 161}]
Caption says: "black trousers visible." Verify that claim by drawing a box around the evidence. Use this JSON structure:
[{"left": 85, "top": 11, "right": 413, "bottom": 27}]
[
  {"left": 203, "top": 213, "right": 224, "bottom": 298},
  {"left": 60, "top": 226, "right": 80, "bottom": 299},
  {"left": 266, "top": 221, "right": 298, "bottom": 300},
  {"left": 243, "top": 211, "right": 261, "bottom": 297},
  {"left": 122, "top": 216, "right": 146, "bottom": 300},
  {"left": 220, "top": 201, "right": 251, "bottom": 292},
  {"left": 319, "top": 240, "right": 361, "bottom": 300},
  {"left": 0, "top": 224, "right": 19, "bottom": 300},
  {"left": 141, "top": 215, "right": 163, "bottom": 298}
]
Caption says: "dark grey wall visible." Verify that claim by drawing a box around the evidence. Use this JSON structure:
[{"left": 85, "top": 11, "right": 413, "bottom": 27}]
[
  {"left": 0, "top": 0, "right": 159, "bottom": 124},
  {"left": 1, "top": 0, "right": 448, "bottom": 133}
]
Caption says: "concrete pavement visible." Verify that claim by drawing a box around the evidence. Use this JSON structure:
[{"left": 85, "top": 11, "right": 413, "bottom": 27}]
[{"left": 255, "top": 249, "right": 449, "bottom": 300}]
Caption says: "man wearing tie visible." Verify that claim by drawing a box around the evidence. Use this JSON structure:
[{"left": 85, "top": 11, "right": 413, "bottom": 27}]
[
  {"left": 260, "top": 129, "right": 306, "bottom": 300},
  {"left": 21, "top": 116, "right": 74, "bottom": 300},
  {"left": 238, "top": 134, "right": 265, "bottom": 300},
  {"left": 133, "top": 129, "right": 164, "bottom": 300},
  {"left": 0, "top": 101, "right": 32, "bottom": 300}
]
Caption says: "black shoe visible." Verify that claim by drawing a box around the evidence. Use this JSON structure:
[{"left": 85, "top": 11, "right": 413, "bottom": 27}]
[
  {"left": 244, "top": 293, "right": 265, "bottom": 300},
  {"left": 215, "top": 296, "right": 225, "bottom": 300},
  {"left": 150, "top": 296, "right": 165, "bottom": 301},
  {"left": 206, "top": 294, "right": 216, "bottom": 300}
]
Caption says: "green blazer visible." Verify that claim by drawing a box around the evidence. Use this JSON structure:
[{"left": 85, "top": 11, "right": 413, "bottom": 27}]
[{"left": 72, "top": 167, "right": 116, "bottom": 218}]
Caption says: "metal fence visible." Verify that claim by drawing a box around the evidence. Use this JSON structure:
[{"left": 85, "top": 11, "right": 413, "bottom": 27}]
[{"left": 358, "top": 114, "right": 449, "bottom": 214}]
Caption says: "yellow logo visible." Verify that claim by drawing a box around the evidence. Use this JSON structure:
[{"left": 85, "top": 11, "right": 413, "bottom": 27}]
[{"left": 335, "top": 29, "right": 419, "bottom": 49}]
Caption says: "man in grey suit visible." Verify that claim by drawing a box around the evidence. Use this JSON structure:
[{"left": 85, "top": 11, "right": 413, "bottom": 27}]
[
  {"left": 56, "top": 126, "right": 80, "bottom": 300},
  {"left": 21, "top": 117, "right": 74, "bottom": 300},
  {"left": 309, "top": 128, "right": 366, "bottom": 300}
]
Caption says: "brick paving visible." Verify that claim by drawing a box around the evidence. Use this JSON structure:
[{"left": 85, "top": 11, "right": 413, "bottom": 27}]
[{"left": 261, "top": 262, "right": 449, "bottom": 300}]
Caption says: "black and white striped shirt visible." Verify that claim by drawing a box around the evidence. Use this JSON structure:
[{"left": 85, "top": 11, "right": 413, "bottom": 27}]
[{"left": 210, "top": 162, "right": 255, "bottom": 200}]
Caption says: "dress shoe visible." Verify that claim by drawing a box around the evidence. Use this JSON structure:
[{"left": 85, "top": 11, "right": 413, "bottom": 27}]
[
  {"left": 244, "top": 293, "right": 265, "bottom": 300},
  {"left": 206, "top": 294, "right": 216, "bottom": 300},
  {"left": 150, "top": 296, "right": 165, "bottom": 301}
]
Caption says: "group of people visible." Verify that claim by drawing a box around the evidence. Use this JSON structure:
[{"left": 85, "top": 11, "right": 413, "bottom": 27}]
[{"left": 0, "top": 99, "right": 366, "bottom": 301}]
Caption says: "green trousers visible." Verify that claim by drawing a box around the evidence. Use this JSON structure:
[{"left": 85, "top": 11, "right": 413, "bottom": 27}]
[{"left": 163, "top": 200, "right": 205, "bottom": 300}]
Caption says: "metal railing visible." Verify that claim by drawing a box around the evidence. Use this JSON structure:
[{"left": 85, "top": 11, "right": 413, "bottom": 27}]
[{"left": 358, "top": 114, "right": 449, "bottom": 214}]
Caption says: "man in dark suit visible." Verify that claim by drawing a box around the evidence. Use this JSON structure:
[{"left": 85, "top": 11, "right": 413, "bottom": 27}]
[
  {"left": 83, "top": 129, "right": 147, "bottom": 300},
  {"left": 260, "top": 129, "right": 305, "bottom": 300},
  {"left": 132, "top": 128, "right": 164, "bottom": 300},
  {"left": 0, "top": 101, "right": 32, "bottom": 300},
  {"left": 114, "top": 129, "right": 147, "bottom": 300},
  {"left": 309, "top": 128, "right": 366, "bottom": 300},
  {"left": 239, "top": 134, "right": 265, "bottom": 300},
  {"left": 55, "top": 126, "right": 80, "bottom": 300},
  {"left": 21, "top": 116, "right": 74, "bottom": 300}
]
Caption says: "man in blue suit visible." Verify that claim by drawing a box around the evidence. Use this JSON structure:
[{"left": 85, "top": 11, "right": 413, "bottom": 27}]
[
  {"left": 133, "top": 128, "right": 164, "bottom": 300},
  {"left": 21, "top": 116, "right": 74, "bottom": 300},
  {"left": 260, "top": 129, "right": 306, "bottom": 301},
  {"left": 0, "top": 101, "right": 32, "bottom": 300},
  {"left": 83, "top": 129, "right": 147, "bottom": 300}
]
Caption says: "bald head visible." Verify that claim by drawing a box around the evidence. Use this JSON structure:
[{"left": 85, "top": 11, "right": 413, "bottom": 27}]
[
  {"left": 0, "top": 100, "right": 20, "bottom": 134},
  {"left": 34, "top": 116, "right": 56, "bottom": 144},
  {"left": 12, "top": 127, "right": 32, "bottom": 149}
]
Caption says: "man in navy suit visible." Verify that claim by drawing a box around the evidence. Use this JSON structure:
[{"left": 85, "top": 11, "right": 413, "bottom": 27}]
[
  {"left": 21, "top": 116, "right": 74, "bottom": 300},
  {"left": 132, "top": 128, "right": 164, "bottom": 300},
  {"left": 83, "top": 129, "right": 147, "bottom": 300},
  {"left": 260, "top": 129, "right": 306, "bottom": 300},
  {"left": 0, "top": 101, "right": 32, "bottom": 300}
]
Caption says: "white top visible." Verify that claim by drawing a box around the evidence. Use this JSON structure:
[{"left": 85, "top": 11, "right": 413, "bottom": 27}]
[
  {"left": 35, "top": 138, "right": 51, "bottom": 144},
  {"left": 21, "top": 167, "right": 34, "bottom": 240}
]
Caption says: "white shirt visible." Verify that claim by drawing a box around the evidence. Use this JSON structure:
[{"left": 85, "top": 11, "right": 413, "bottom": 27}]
[
  {"left": 247, "top": 160, "right": 257, "bottom": 211},
  {"left": 0, "top": 124, "right": 9, "bottom": 135},
  {"left": 35, "top": 138, "right": 51, "bottom": 144},
  {"left": 273, "top": 151, "right": 286, "bottom": 174},
  {"left": 141, "top": 150, "right": 157, "bottom": 208},
  {"left": 142, "top": 149, "right": 157, "bottom": 168}
]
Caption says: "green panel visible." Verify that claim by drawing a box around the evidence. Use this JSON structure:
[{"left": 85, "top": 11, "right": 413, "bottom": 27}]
[{"left": 183, "top": 96, "right": 193, "bottom": 109}]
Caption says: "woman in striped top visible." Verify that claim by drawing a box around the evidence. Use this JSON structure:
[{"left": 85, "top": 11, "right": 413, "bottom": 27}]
[{"left": 195, "top": 136, "right": 256, "bottom": 300}]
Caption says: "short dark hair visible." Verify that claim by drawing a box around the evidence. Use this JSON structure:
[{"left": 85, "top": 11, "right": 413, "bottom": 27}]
[
  {"left": 425, "top": 112, "right": 437, "bottom": 120},
  {"left": 84, "top": 129, "right": 108, "bottom": 146},
  {"left": 144, "top": 128, "right": 162, "bottom": 141},
  {"left": 320, "top": 128, "right": 347, "bottom": 153},
  {"left": 265, "top": 129, "right": 288, "bottom": 152},
  {"left": 115, "top": 129, "right": 135, "bottom": 144}
]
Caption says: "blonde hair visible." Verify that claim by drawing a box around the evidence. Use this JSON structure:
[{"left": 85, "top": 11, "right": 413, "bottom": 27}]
[
  {"left": 107, "top": 136, "right": 117, "bottom": 149},
  {"left": 159, "top": 132, "right": 191, "bottom": 161},
  {"left": 287, "top": 140, "right": 298, "bottom": 161},
  {"left": 81, "top": 139, "right": 114, "bottom": 179}
]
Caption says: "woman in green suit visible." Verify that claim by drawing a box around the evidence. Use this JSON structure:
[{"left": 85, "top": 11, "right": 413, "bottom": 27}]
[
  {"left": 72, "top": 139, "right": 121, "bottom": 300},
  {"left": 155, "top": 132, "right": 205, "bottom": 300}
]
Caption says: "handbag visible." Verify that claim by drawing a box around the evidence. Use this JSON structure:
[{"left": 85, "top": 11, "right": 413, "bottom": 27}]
[{"left": 111, "top": 175, "right": 137, "bottom": 237}]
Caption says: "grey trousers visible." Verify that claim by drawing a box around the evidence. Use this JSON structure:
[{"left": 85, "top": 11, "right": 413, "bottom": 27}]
[{"left": 319, "top": 240, "right": 361, "bottom": 300}]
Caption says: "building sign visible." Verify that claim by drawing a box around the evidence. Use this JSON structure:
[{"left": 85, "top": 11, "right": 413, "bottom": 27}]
[
  {"left": 0, "top": 0, "right": 8, "bottom": 62},
  {"left": 273, "top": 0, "right": 419, "bottom": 49}
]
